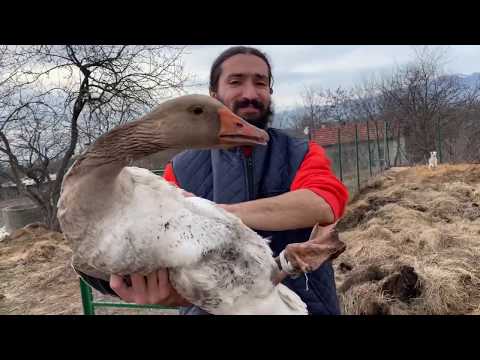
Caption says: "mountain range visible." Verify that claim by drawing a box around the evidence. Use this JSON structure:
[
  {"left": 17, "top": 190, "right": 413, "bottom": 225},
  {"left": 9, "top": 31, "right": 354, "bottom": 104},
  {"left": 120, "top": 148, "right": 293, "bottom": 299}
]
[{"left": 273, "top": 72, "right": 480, "bottom": 128}]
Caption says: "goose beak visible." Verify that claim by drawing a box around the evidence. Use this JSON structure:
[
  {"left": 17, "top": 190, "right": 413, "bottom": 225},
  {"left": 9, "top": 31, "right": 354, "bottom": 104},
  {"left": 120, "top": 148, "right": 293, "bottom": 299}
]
[{"left": 217, "top": 107, "right": 269, "bottom": 146}]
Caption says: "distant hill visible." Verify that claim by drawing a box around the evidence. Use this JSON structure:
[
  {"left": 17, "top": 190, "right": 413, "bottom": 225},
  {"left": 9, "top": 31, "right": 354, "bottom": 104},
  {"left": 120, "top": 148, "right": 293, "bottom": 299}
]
[{"left": 450, "top": 72, "right": 480, "bottom": 89}]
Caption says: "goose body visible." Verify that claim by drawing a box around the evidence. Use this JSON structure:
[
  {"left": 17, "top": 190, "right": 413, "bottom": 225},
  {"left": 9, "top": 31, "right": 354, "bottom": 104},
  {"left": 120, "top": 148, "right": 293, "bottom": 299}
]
[{"left": 58, "top": 95, "right": 308, "bottom": 315}]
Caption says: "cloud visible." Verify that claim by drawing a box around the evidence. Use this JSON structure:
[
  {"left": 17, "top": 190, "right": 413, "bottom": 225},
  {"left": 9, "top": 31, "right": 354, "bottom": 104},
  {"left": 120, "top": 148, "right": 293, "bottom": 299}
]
[
  {"left": 182, "top": 45, "right": 480, "bottom": 110},
  {"left": 290, "top": 46, "right": 412, "bottom": 74}
]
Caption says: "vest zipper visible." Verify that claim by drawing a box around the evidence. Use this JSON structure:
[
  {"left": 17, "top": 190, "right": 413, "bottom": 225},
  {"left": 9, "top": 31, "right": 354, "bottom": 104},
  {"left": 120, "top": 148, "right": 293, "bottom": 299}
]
[{"left": 246, "top": 155, "right": 255, "bottom": 201}]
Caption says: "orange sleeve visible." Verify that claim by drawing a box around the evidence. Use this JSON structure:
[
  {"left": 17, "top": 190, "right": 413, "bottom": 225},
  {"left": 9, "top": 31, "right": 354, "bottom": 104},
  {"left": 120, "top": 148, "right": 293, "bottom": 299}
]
[
  {"left": 290, "top": 142, "right": 349, "bottom": 221},
  {"left": 163, "top": 162, "right": 179, "bottom": 187}
]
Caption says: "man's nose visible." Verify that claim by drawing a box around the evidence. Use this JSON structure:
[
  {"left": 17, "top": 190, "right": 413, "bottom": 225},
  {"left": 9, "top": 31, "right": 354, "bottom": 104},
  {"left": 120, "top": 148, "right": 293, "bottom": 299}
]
[{"left": 241, "top": 81, "right": 259, "bottom": 100}]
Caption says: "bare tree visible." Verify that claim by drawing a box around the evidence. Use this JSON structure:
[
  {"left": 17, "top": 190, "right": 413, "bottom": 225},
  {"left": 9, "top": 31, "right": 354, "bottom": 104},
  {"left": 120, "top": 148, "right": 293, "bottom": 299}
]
[
  {"left": 0, "top": 45, "right": 188, "bottom": 230},
  {"left": 349, "top": 77, "right": 386, "bottom": 166},
  {"left": 299, "top": 86, "right": 324, "bottom": 129},
  {"left": 378, "top": 46, "right": 480, "bottom": 164},
  {"left": 296, "top": 85, "right": 358, "bottom": 132}
]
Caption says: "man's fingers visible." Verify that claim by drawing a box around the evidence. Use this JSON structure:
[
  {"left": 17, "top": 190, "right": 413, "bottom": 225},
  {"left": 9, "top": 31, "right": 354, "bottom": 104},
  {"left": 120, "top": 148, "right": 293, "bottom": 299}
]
[
  {"left": 181, "top": 190, "right": 195, "bottom": 197},
  {"left": 163, "top": 269, "right": 191, "bottom": 307},
  {"left": 130, "top": 273, "right": 148, "bottom": 304},
  {"left": 110, "top": 274, "right": 134, "bottom": 303},
  {"left": 110, "top": 270, "right": 190, "bottom": 307},
  {"left": 146, "top": 271, "right": 163, "bottom": 304},
  {"left": 156, "top": 269, "right": 172, "bottom": 302}
]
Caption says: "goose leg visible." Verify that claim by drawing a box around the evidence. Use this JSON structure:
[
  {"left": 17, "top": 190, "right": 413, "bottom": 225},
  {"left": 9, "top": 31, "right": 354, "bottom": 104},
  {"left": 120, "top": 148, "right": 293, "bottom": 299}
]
[{"left": 273, "top": 222, "right": 346, "bottom": 284}]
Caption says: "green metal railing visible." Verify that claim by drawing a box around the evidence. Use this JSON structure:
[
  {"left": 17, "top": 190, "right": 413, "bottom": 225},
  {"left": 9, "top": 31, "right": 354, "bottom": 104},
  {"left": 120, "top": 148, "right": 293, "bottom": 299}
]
[
  {"left": 79, "top": 278, "right": 178, "bottom": 315},
  {"left": 151, "top": 169, "right": 165, "bottom": 176}
]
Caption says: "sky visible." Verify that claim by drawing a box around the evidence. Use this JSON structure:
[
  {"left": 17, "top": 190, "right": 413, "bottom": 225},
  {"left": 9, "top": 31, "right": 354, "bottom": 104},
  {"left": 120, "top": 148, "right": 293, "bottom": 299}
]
[{"left": 181, "top": 45, "right": 480, "bottom": 111}]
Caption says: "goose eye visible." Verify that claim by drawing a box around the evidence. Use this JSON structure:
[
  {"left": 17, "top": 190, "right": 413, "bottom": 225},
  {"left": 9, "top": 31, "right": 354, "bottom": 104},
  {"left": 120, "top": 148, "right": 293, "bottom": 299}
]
[{"left": 192, "top": 107, "right": 203, "bottom": 115}]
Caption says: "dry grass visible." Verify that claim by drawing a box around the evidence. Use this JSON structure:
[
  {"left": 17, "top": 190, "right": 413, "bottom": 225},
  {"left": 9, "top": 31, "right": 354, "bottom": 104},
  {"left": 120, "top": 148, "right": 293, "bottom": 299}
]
[
  {"left": 336, "top": 164, "right": 480, "bottom": 314},
  {"left": 0, "top": 223, "right": 84, "bottom": 315}
]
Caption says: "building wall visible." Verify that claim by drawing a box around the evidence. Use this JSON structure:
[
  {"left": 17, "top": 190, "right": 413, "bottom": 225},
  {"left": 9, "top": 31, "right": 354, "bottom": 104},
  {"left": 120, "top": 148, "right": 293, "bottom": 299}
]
[
  {"left": 0, "top": 187, "right": 21, "bottom": 201},
  {"left": 0, "top": 182, "right": 51, "bottom": 202}
]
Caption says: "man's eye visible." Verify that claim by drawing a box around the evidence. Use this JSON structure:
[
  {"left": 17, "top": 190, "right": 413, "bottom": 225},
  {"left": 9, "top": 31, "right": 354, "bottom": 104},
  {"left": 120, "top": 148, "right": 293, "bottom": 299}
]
[{"left": 229, "top": 80, "right": 240, "bottom": 85}]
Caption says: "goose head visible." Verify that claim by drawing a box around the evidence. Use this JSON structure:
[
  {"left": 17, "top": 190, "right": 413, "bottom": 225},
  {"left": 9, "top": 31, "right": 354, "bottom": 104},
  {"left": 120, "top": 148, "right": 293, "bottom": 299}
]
[
  {"left": 142, "top": 94, "right": 269, "bottom": 151},
  {"left": 70, "top": 94, "right": 270, "bottom": 174}
]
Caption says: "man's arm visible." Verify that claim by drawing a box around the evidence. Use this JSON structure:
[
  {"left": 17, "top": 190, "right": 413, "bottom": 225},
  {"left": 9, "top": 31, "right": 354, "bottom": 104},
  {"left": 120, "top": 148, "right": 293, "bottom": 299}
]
[
  {"left": 166, "top": 166, "right": 335, "bottom": 230},
  {"left": 165, "top": 143, "right": 348, "bottom": 232},
  {"left": 219, "top": 189, "right": 334, "bottom": 231},
  {"left": 220, "top": 142, "right": 349, "bottom": 231}
]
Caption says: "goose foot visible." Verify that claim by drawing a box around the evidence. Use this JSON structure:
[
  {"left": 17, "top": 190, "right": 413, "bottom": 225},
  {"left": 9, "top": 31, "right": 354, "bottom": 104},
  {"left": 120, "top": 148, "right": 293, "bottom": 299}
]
[{"left": 273, "top": 223, "right": 346, "bottom": 284}]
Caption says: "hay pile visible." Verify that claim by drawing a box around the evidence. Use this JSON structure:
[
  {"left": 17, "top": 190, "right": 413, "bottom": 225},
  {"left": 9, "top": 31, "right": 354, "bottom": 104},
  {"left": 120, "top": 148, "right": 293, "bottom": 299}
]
[
  {"left": 0, "top": 223, "right": 83, "bottom": 315},
  {"left": 336, "top": 164, "right": 480, "bottom": 315}
]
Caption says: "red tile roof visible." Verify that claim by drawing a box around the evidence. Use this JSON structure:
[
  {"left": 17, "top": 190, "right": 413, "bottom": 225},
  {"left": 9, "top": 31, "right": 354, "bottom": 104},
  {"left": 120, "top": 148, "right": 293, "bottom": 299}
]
[{"left": 311, "top": 121, "right": 397, "bottom": 147}]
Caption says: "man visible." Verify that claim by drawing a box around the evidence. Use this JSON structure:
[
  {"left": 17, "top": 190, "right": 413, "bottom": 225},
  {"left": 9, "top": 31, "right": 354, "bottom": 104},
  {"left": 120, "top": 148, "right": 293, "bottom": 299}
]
[{"left": 89, "top": 46, "right": 349, "bottom": 314}]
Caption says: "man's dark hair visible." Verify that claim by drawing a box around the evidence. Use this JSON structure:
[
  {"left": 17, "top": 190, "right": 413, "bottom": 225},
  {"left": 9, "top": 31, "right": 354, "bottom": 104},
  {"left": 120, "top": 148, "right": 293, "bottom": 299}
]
[{"left": 209, "top": 46, "right": 274, "bottom": 94}]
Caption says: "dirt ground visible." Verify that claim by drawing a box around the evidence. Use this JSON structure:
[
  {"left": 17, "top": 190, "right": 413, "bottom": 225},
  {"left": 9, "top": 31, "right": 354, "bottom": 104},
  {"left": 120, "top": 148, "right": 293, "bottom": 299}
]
[
  {"left": 1, "top": 163, "right": 479, "bottom": 315},
  {"left": 0, "top": 224, "right": 83, "bottom": 314},
  {"left": 335, "top": 163, "right": 480, "bottom": 315}
]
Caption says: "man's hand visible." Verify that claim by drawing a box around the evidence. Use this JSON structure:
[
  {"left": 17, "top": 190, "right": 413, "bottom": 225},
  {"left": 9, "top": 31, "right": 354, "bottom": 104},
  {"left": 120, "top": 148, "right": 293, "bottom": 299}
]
[
  {"left": 181, "top": 190, "right": 195, "bottom": 197},
  {"left": 110, "top": 269, "right": 191, "bottom": 307}
]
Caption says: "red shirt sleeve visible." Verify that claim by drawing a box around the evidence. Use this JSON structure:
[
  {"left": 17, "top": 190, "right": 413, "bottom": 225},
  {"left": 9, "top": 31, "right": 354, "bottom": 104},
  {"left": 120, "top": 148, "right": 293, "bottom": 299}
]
[
  {"left": 290, "top": 141, "right": 349, "bottom": 221},
  {"left": 163, "top": 162, "right": 179, "bottom": 187}
]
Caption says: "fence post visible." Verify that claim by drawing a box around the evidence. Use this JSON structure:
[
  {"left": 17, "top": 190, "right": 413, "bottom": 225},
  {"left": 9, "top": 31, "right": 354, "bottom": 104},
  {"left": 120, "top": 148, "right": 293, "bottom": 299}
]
[
  {"left": 355, "top": 124, "right": 360, "bottom": 192},
  {"left": 375, "top": 122, "right": 382, "bottom": 171},
  {"left": 437, "top": 117, "right": 443, "bottom": 163},
  {"left": 383, "top": 120, "right": 388, "bottom": 170},
  {"left": 385, "top": 120, "right": 390, "bottom": 168},
  {"left": 79, "top": 278, "right": 96, "bottom": 315},
  {"left": 337, "top": 128, "right": 343, "bottom": 182},
  {"left": 366, "top": 120, "right": 373, "bottom": 176}
]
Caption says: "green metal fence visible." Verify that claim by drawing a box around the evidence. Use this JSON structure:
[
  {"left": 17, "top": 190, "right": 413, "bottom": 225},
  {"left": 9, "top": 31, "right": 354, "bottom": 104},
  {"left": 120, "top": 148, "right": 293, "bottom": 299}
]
[
  {"left": 79, "top": 278, "right": 178, "bottom": 315},
  {"left": 314, "top": 119, "right": 410, "bottom": 197}
]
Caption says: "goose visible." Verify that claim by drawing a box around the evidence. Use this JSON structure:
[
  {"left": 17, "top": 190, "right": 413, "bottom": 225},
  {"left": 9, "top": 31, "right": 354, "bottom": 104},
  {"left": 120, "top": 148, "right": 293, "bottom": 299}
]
[{"left": 57, "top": 94, "right": 345, "bottom": 315}]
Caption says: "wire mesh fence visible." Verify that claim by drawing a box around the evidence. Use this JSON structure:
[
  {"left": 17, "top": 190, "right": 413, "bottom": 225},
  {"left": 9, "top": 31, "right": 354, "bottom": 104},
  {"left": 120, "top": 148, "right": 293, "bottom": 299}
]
[
  {"left": 311, "top": 120, "right": 410, "bottom": 196},
  {"left": 309, "top": 115, "right": 480, "bottom": 196}
]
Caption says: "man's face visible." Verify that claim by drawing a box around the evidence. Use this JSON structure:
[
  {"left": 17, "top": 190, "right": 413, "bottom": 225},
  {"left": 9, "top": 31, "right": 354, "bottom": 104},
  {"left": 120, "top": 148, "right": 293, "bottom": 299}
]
[{"left": 211, "top": 54, "right": 272, "bottom": 129}]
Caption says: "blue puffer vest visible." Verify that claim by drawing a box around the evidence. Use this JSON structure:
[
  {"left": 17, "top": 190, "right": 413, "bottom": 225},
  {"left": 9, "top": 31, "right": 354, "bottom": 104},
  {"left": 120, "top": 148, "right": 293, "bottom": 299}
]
[{"left": 172, "top": 128, "right": 340, "bottom": 315}]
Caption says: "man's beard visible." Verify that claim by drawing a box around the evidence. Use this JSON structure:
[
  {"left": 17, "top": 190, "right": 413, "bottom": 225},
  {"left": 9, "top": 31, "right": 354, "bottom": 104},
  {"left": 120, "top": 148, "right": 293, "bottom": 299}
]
[{"left": 218, "top": 97, "right": 273, "bottom": 130}]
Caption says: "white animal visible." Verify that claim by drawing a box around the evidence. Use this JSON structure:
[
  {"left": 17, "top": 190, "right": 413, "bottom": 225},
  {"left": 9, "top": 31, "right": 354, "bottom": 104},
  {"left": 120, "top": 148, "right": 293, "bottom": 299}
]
[
  {"left": 57, "top": 94, "right": 344, "bottom": 315},
  {"left": 0, "top": 226, "right": 9, "bottom": 242},
  {"left": 428, "top": 151, "right": 438, "bottom": 169}
]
